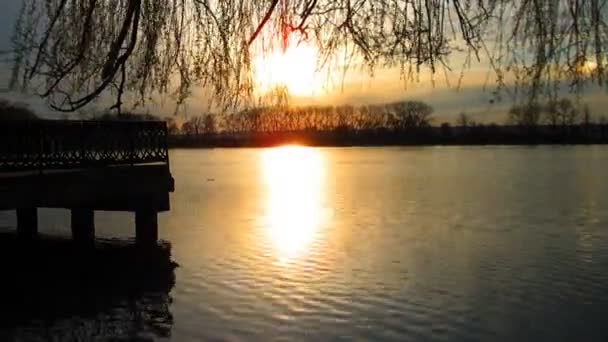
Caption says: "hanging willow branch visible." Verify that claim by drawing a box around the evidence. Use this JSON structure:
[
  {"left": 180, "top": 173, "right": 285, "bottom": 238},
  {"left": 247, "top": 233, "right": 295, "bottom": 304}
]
[{"left": 8, "top": 0, "right": 608, "bottom": 113}]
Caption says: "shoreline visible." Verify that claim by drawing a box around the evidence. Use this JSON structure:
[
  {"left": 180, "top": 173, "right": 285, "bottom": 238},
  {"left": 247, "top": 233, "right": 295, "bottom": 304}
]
[
  {"left": 168, "top": 140, "right": 608, "bottom": 149},
  {"left": 167, "top": 125, "right": 608, "bottom": 148}
]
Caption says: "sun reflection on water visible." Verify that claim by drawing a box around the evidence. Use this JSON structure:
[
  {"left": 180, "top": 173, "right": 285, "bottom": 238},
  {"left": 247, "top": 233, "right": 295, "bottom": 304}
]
[{"left": 261, "top": 146, "right": 325, "bottom": 261}]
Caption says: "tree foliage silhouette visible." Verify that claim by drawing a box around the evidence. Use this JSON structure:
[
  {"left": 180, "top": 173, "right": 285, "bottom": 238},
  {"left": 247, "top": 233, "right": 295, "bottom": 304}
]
[{"left": 7, "top": 0, "right": 608, "bottom": 112}]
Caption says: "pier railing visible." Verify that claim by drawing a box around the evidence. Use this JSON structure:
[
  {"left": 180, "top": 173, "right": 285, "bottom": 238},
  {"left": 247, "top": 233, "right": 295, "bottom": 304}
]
[{"left": 0, "top": 120, "right": 169, "bottom": 172}]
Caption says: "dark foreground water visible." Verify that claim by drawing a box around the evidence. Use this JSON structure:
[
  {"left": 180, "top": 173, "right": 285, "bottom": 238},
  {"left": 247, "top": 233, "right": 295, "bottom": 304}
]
[{"left": 2, "top": 146, "right": 608, "bottom": 341}]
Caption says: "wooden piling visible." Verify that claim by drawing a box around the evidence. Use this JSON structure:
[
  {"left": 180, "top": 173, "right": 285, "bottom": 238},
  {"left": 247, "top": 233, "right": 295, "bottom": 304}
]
[
  {"left": 136, "top": 209, "right": 158, "bottom": 247},
  {"left": 16, "top": 208, "right": 38, "bottom": 239},
  {"left": 71, "top": 209, "right": 95, "bottom": 246}
]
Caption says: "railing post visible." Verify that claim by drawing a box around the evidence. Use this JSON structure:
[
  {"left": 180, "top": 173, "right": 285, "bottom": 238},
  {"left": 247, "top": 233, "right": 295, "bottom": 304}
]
[
  {"left": 163, "top": 122, "right": 170, "bottom": 166},
  {"left": 130, "top": 122, "right": 135, "bottom": 166},
  {"left": 37, "top": 122, "right": 42, "bottom": 175},
  {"left": 80, "top": 121, "right": 85, "bottom": 168}
]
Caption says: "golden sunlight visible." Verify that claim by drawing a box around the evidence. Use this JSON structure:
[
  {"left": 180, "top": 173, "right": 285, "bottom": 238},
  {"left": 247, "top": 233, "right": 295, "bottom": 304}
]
[
  {"left": 261, "top": 146, "right": 325, "bottom": 261},
  {"left": 578, "top": 60, "right": 598, "bottom": 75},
  {"left": 253, "top": 40, "right": 319, "bottom": 97}
]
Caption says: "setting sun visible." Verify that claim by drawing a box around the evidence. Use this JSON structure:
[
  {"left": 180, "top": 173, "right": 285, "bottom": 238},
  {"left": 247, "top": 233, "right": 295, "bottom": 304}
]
[
  {"left": 253, "top": 41, "right": 319, "bottom": 97},
  {"left": 577, "top": 59, "right": 598, "bottom": 75}
]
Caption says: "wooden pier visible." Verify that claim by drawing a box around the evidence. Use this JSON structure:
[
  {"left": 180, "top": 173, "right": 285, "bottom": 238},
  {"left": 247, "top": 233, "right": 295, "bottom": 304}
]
[{"left": 0, "top": 120, "right": 174, "bottom": 246}]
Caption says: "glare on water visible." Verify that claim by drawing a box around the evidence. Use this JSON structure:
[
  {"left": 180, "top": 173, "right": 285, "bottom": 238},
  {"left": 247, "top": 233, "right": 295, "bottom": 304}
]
[{"left": 261, "top": 146, "right": 326, "bottom": 261}]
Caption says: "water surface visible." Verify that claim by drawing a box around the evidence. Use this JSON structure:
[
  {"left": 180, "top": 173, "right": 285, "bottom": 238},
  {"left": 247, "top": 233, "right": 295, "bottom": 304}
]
[{"left": 2, "top": 146, "right": 608, "bottom": 341}]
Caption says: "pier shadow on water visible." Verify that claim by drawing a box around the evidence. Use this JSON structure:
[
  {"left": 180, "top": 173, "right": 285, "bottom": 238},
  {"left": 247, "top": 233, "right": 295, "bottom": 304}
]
[{"left": 0, "top": 232, "right": 177, "bottom": 341}]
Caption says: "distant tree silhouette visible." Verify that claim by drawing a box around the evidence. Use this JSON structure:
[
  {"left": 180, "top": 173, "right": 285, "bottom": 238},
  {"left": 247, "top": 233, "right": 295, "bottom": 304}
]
[
  {"left": 389, "top": 101, "right": 434, "bottom": 131},
  {"left": 544, "top": 101, "right": 560, "bottom": 128},
  {"left": 166, "top": 118, "right": 180, "bottom": 136},
  {"left": 0, "top": 99, "right": 38, "bottom": 120},
  {"left": 600, "top": 116, "right": 608, "bottom": 141},
  {"left": 457, "top": 113, "right": 471, "bottom": 127},
  {"left": 173, "top": 100, "right": 437, "bottom": 138},
  {"left": 508, "top": 103, "right": 542, "bottom": 127},
  {"left": 95, "top": 112, "right": 159, "bottom": 121},
  {"left": 556, "top": 98, "right": 579, "bottom": 127},
  {"left": 440, "top": 122, "right": 452, "bottom": 140},
  {"left": 182, "top": 116, "right": 204, "bottom": 136},
  {"left": 583, "top": 104, "right": 592, "bottom": 126},
  {"left": 203, "top": 114, "right": 217, "bottom": 135},
  {"left": 167, "top": 99, "right": 608, "bottom": 147}
]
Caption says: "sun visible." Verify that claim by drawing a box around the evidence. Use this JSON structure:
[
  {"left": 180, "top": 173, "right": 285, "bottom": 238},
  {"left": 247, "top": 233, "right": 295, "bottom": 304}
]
[
  {"left": 253, "top": 39, "right": 319, "bottom": 97},
  {"left": 577, "top": 59, "right": 598, "bottom": 75}
]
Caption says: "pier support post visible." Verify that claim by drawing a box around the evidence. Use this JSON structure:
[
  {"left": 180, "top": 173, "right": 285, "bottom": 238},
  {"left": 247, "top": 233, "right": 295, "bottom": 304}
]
[
  {"left": 136, "top": 209, "right": 158, "bottom": 247},
  {"left": 71, "top": 209, "right": 95, "bottom": 246},
  {"left": 16, "top": 208, "right": 38, "bottom": 239}
]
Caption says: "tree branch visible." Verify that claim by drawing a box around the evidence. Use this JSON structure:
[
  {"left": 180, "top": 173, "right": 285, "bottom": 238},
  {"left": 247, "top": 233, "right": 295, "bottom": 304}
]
[{"left": 248, "top": 0, "right": 280, "bottom": 46}]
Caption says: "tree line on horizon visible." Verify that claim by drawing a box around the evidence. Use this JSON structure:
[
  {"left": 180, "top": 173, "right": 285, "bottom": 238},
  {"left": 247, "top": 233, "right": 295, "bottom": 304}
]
[
  {"left": 176, "top": 100, "right": 433, "bottom": 136},
  {"left": 171, "top": 98, "right": 608, "bottom": 135},
  {"left": 3, "top": 96, "right": 607, "bottom": 132},
  {"left": 162, "top": 98, "right": 608, "bottom": 146},
  {"left": 507, "top": 98, "right": 608, "bottom": 128},
  {"left": 2, "top": 96, "right": 608, "bottom": 145}
]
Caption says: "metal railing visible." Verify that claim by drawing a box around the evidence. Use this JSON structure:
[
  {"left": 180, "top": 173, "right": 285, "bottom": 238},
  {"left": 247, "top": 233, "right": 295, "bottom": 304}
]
[{"left": 0, "top": 120, "right": 169, "bottom": 172}]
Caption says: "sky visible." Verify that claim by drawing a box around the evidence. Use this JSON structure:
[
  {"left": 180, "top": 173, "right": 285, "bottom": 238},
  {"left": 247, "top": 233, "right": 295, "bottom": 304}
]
[
  {"left": 0, "top": 1, "right": 18, "bottom": 86},
  {"left": 0, "top": 1, "right": 607, "bottom": 123},
  {"left": 0, "top": 2, "right": 16, "bottom": 51},
  {"left": 0, "top": 1, "right": 56, "bottom": 116}
]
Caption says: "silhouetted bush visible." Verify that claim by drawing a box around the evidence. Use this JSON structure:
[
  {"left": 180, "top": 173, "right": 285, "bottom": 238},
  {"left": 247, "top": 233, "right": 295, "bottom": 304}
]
[
  {"left": 95, "top": 112, "right": 161, "bottom": 121},
  {"left": 0, "top": 99, "right": 39, "bottom": 121}
]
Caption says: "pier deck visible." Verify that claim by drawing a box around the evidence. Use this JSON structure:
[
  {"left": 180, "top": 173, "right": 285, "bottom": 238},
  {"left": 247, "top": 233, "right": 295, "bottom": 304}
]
[{"left": 0, "top": 120, "right": 174, "bottom": 246}]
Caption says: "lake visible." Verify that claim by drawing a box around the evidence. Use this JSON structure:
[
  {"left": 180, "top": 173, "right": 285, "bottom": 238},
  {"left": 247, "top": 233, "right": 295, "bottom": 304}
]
[{"left": 2, "top": 146, "right": 608, "bottom": 341}]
